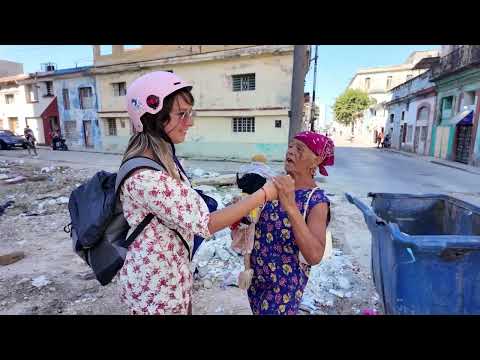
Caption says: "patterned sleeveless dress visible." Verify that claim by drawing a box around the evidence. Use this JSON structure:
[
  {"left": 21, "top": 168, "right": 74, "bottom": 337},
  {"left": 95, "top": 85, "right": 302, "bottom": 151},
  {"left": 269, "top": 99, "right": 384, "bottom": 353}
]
[{"left": 247, "top": 188, "right": 330, "bottom": 315}]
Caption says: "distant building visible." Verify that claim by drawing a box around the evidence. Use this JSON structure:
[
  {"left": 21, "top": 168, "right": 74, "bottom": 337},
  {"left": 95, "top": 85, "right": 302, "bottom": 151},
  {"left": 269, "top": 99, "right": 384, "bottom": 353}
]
[
  {"left": 385, "top": 69, "right": 437, "bottom": 154},
  {"left": 0, "top": 60, "right": 23, "bottom": 78},
  {"left": 429, "top": 45, "right": 480, "bottom": 166},
  {"left": 337, "top": 49, "right": 439, "bottom": 144},
  {"left": 0, "top": 64, "right": 60, "bottom": 146}
]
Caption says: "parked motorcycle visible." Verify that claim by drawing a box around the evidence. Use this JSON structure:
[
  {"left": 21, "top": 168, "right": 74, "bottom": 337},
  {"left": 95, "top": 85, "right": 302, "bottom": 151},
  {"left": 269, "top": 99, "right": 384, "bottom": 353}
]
[
  {"left": 382, "top": 134, "right": 391, "bottom": 149},
  {"left": 52, "top": 137, "right": 69, "bottom": 151}
]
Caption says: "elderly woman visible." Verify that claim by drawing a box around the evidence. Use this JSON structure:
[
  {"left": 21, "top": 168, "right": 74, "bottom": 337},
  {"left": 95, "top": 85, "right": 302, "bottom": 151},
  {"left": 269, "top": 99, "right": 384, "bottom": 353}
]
[{"left": 247, "top": 131, "right": 334, "bottom": 315}]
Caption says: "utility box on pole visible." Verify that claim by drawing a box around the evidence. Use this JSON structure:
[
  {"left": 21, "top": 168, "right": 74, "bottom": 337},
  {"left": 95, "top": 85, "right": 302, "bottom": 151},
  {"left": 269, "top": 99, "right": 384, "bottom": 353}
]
[{"left": 288, "top": 45, "right": 309, "bottom": 141}]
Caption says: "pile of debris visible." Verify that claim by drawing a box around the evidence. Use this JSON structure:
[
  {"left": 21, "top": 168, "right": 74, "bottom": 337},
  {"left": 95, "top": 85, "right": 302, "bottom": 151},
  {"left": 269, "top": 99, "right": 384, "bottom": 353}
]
[{"left": 187, "top": 181, "right": 381, "bottom": 315}]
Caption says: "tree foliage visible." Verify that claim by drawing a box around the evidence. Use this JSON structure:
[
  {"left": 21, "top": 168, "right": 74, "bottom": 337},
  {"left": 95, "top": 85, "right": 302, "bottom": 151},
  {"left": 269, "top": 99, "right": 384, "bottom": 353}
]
[{"left": 333, "top": 89, "right": 375, "bottom": 126}]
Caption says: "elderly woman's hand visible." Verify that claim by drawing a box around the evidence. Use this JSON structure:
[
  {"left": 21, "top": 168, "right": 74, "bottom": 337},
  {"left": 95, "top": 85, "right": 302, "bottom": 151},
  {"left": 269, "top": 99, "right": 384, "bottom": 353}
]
[{"left": 272, "top": 175, "right": 297, "bottom": 213}]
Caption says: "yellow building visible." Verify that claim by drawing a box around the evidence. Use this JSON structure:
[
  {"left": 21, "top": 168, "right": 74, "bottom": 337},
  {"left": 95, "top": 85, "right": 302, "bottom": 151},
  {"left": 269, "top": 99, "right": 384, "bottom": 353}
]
[{"left": 91, "top": 45, "right": 306, "bottom": 160}]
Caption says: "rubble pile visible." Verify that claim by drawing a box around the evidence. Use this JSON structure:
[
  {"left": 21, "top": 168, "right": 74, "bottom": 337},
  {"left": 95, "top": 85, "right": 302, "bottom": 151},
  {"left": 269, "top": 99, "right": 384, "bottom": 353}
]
[{"left": 0, "top": 159, "right": 381, "bottom": 315}]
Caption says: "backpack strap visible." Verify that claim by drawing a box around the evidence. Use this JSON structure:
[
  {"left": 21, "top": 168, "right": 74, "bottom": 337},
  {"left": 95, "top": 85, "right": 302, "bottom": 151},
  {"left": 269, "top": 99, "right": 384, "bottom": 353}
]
[
  {"left": 115, "top": 156, "right": 191, "bottom": 260},
  {"left": 115, "top": 156, "right": 166, "bottom": 193}
]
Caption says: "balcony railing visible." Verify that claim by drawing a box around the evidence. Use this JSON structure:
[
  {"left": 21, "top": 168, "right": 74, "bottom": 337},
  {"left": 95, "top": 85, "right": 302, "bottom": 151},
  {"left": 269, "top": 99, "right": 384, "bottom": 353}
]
[{"left": 432, "top": 45, "right": 480, "bottom": 79}]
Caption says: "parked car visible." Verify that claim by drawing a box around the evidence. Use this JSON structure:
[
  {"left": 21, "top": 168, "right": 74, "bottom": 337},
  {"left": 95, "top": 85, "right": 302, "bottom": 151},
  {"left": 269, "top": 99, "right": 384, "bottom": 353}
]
[{"left": 0, "top": 129, "right": 27, "bottom": 150}]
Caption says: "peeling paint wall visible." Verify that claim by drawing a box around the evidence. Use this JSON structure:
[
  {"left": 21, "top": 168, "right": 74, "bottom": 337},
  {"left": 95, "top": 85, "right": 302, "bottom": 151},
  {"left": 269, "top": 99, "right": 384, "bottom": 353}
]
[
  {"left": 53, "top": 75, "right": 101, "bottom": 150},
  {"left": 93, "top": 45, "right": 257, "bottom": 67},
  {"left": 431, "top": 68, "right": 480, "bottom": 163},
  {"left": 94, "top": 46, "right": 294, "bottom": 158},
  {"left": 179, "top": 114, "right": 290, "bottom": 160},
  {"left": 96, "top": 51, "right": 293, "bottom": 112}
]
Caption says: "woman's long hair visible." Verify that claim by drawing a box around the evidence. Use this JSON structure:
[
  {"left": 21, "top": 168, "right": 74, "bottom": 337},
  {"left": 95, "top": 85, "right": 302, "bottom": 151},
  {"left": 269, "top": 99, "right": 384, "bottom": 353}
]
[{"left": 122, "top": 88, "right": 194, "bottom": 181}]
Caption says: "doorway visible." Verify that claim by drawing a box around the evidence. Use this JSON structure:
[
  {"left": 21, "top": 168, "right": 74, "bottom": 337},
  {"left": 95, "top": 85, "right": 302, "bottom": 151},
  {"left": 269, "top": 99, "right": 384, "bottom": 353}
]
[
  {"left": 83, "top": 120, "right": 93, "bottom": 148},
  {"left": 455, "top": 125, "right": 473, "bottom": 164}
]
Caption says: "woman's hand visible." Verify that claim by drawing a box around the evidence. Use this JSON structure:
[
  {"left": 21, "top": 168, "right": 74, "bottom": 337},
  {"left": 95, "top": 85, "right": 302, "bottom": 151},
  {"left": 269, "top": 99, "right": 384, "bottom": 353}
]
[
  {"left": 262, "top": 180, "right": 278, "bottom": 202},
  {"left": 272, "top": 175, "right": 296, "bottom": 213}
]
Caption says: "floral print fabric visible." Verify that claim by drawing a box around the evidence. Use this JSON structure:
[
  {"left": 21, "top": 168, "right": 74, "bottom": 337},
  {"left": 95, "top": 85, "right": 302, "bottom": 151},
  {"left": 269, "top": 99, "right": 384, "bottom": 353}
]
[{"left": 119, "top": 169, "right": 211, "bottom": 315}]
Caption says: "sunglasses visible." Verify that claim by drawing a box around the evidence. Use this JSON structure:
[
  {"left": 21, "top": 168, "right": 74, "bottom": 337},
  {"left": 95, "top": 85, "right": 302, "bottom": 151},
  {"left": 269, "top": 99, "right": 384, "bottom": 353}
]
[{"left": 172, "top": 109, "right": 196, "bottom": 121}]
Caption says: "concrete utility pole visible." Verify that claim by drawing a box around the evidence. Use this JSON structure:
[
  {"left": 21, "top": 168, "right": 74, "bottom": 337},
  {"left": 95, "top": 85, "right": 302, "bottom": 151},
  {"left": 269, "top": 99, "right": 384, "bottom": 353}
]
[
  {"left": 310, "top": 45, "right": 318, "bottom": 132},
  {"left": 288, "top": 45, "right": 309, "bottom": 141}
]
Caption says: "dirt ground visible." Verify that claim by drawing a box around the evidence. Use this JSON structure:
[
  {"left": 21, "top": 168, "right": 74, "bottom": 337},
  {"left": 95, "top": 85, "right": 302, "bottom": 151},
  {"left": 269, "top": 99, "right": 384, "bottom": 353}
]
[{"left": 0, "top": 157, "right": 382, "bottom": 315}]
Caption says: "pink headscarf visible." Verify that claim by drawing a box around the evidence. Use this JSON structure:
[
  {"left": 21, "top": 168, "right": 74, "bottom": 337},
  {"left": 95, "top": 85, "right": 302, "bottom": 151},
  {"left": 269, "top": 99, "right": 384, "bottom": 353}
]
[{"left": 294, "top": 131, "right": 335, "bottom": 176}]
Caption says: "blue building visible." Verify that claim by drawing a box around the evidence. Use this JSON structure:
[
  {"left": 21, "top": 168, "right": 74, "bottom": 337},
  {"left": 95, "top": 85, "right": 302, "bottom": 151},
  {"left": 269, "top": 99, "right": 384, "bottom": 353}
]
[{"left": 35, "top": 66, "right": 102, "bottom": 150}]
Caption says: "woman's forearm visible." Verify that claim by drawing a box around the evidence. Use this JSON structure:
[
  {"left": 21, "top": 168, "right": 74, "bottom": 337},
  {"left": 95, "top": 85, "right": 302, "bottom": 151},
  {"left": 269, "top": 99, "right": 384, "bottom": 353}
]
[
  {"left": 207, "top": 189, "right": 265, "bottom": 234},
  {"left": 286, "top": 207, "right": 326, "bottom": 265}
]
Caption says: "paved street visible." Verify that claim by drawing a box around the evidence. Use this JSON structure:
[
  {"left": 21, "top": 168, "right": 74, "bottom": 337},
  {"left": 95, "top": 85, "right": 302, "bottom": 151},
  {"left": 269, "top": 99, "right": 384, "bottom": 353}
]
[
  {"left": 2, "top": 144, "right": 479, "bottom": 273},
  {"left": 1, "top": 145, "right": 479, "bottom": 314},
  {"left": 3, "top": 144, "right": 478, "bottom": 205}
]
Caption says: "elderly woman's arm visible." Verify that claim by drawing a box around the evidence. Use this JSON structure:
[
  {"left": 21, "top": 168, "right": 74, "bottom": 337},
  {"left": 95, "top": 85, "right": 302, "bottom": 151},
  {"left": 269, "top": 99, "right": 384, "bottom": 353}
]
[
  {"left": 273, "top": 175, "right": 328, "bottom": 265},
  {"left": 283, "top": 203, "right": 328, "bottom": 265}
]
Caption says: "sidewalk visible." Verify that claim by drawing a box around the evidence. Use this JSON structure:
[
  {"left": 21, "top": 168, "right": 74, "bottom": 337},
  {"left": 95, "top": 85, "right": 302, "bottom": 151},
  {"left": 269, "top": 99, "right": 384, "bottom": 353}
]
[
  {"left": 384, "top": 148, "right": 480, "bottom": 176},
  {"left": 34, "top": 145, "right": 283, "bottom": 164}
]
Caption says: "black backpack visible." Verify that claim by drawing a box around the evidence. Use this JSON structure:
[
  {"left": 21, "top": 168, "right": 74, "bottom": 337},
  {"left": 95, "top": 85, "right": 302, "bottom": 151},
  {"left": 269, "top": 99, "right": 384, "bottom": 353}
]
[{"left": 65, "top": 157, "right": 190, "bottom": 286}]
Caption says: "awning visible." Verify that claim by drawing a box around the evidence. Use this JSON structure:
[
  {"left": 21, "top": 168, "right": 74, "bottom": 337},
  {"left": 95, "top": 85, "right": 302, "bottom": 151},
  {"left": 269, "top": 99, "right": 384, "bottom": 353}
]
[{"left": 443, "top": 110, "right": 474, "bottom": 126}]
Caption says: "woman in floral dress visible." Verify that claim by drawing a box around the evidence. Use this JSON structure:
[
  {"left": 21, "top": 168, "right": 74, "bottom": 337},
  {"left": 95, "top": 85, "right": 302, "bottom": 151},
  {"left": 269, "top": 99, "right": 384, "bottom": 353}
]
[
  {"left": 118, "top": 71, "right": 279, "bottom": 315},
  {"left": 248, "top": 131, "right": 335, "bottom": 315}
]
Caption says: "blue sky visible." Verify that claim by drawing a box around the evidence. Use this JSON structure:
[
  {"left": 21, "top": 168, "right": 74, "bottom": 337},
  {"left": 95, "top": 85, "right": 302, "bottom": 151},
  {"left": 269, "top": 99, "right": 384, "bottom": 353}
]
[{"left": 0, "top": 45, "right": 439, "bottom": 121}]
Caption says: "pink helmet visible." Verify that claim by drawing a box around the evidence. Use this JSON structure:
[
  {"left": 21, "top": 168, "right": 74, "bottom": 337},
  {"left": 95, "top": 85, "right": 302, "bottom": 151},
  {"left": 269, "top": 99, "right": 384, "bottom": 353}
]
[{"left": 126, "top": 71, "right": 192, "bottom": 133}]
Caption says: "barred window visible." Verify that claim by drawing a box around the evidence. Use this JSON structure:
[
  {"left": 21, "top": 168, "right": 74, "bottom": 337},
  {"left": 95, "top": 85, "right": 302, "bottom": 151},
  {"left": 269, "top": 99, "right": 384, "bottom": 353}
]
[
  {"left": 232, "top": 73, "right": 255, "bottom": 91},
  {"left": 62, "top": 89, "right": 70, "bottom": 110},
  {"left": 386, "top": 76, "right": 392, "bottom": 89},
  {"left": 79, "top": 87, "right": 94, "bottom": 109},
  {"left": 106, "top": 118, "right": 117, "bottom": 136},
  {"left": 233, "top": 117, "right": 255, "bottom": 133},
  {"left": 5, "top": 94, "right": 14, "bottom": 104},
  {"left": 112, "top": 82, "right": 126, "bottom": 96},
  {"left": 364, "top": 77, "right": 371, "bottom": 90}
]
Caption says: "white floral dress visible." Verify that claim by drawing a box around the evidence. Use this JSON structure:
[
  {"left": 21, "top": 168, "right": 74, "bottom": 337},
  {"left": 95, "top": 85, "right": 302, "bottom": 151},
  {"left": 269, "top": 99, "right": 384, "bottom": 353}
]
[{"left": 119, "top": 169, "right": 211, "bottom": 315}]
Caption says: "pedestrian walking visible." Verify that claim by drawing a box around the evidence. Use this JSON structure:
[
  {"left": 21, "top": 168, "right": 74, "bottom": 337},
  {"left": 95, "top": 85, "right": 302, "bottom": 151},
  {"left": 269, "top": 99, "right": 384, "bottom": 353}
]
[
  {"left": 24, "top": 125, "right": 38, "bottom": 157},
  {"left": 377, "top": 130, "right": 384, "bottom": 149}
]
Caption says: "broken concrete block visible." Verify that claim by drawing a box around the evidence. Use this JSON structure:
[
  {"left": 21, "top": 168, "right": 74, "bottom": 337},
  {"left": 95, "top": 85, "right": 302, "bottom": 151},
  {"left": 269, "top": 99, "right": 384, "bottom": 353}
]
[
  {"left": 32, "top": 275, "right": 51, "bottom": 288},
  {"left": 56, "top": 197, "right": 70, "bottom": 204},
  {"left": 192, "top": 168, "right": 206, "bottom": 177},
  {"left": 3, "top": 176, "right": 26, "bottom": 184},
  {"left": 337, "top": 276, "right": 351, "bottom": 290},
  {"left": 16, "top": 277, "right": 30, "bottom": 285},
  {"left": 203, "top": 279, "right": 212, "bottom": 289},
  {"left": 28, "top": 175, "right": 49, "bottom": 182},
  {"left": 0, "top": 251, "right": 25, "bottom": 266},
  {"left": 76, "top": 271, "right": 96, "bottom": 280},
  {"left": 192, "top": 174, "right": 236, "bottom": 186}
]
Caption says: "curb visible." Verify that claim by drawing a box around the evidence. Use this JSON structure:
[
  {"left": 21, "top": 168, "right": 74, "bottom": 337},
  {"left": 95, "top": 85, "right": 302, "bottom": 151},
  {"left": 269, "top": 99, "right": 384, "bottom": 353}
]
[
  {"left": 429, "top": 160, "right": 480, "bottom": 176},
  {"left": 35, "top": 146, "right": 285, "bottom": 164},
  {"left": 384, "top": 149, "right": 415, "bottom": 158},
  {"left": 383, "top": 149, "right": 480, "bottom": 176}
]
